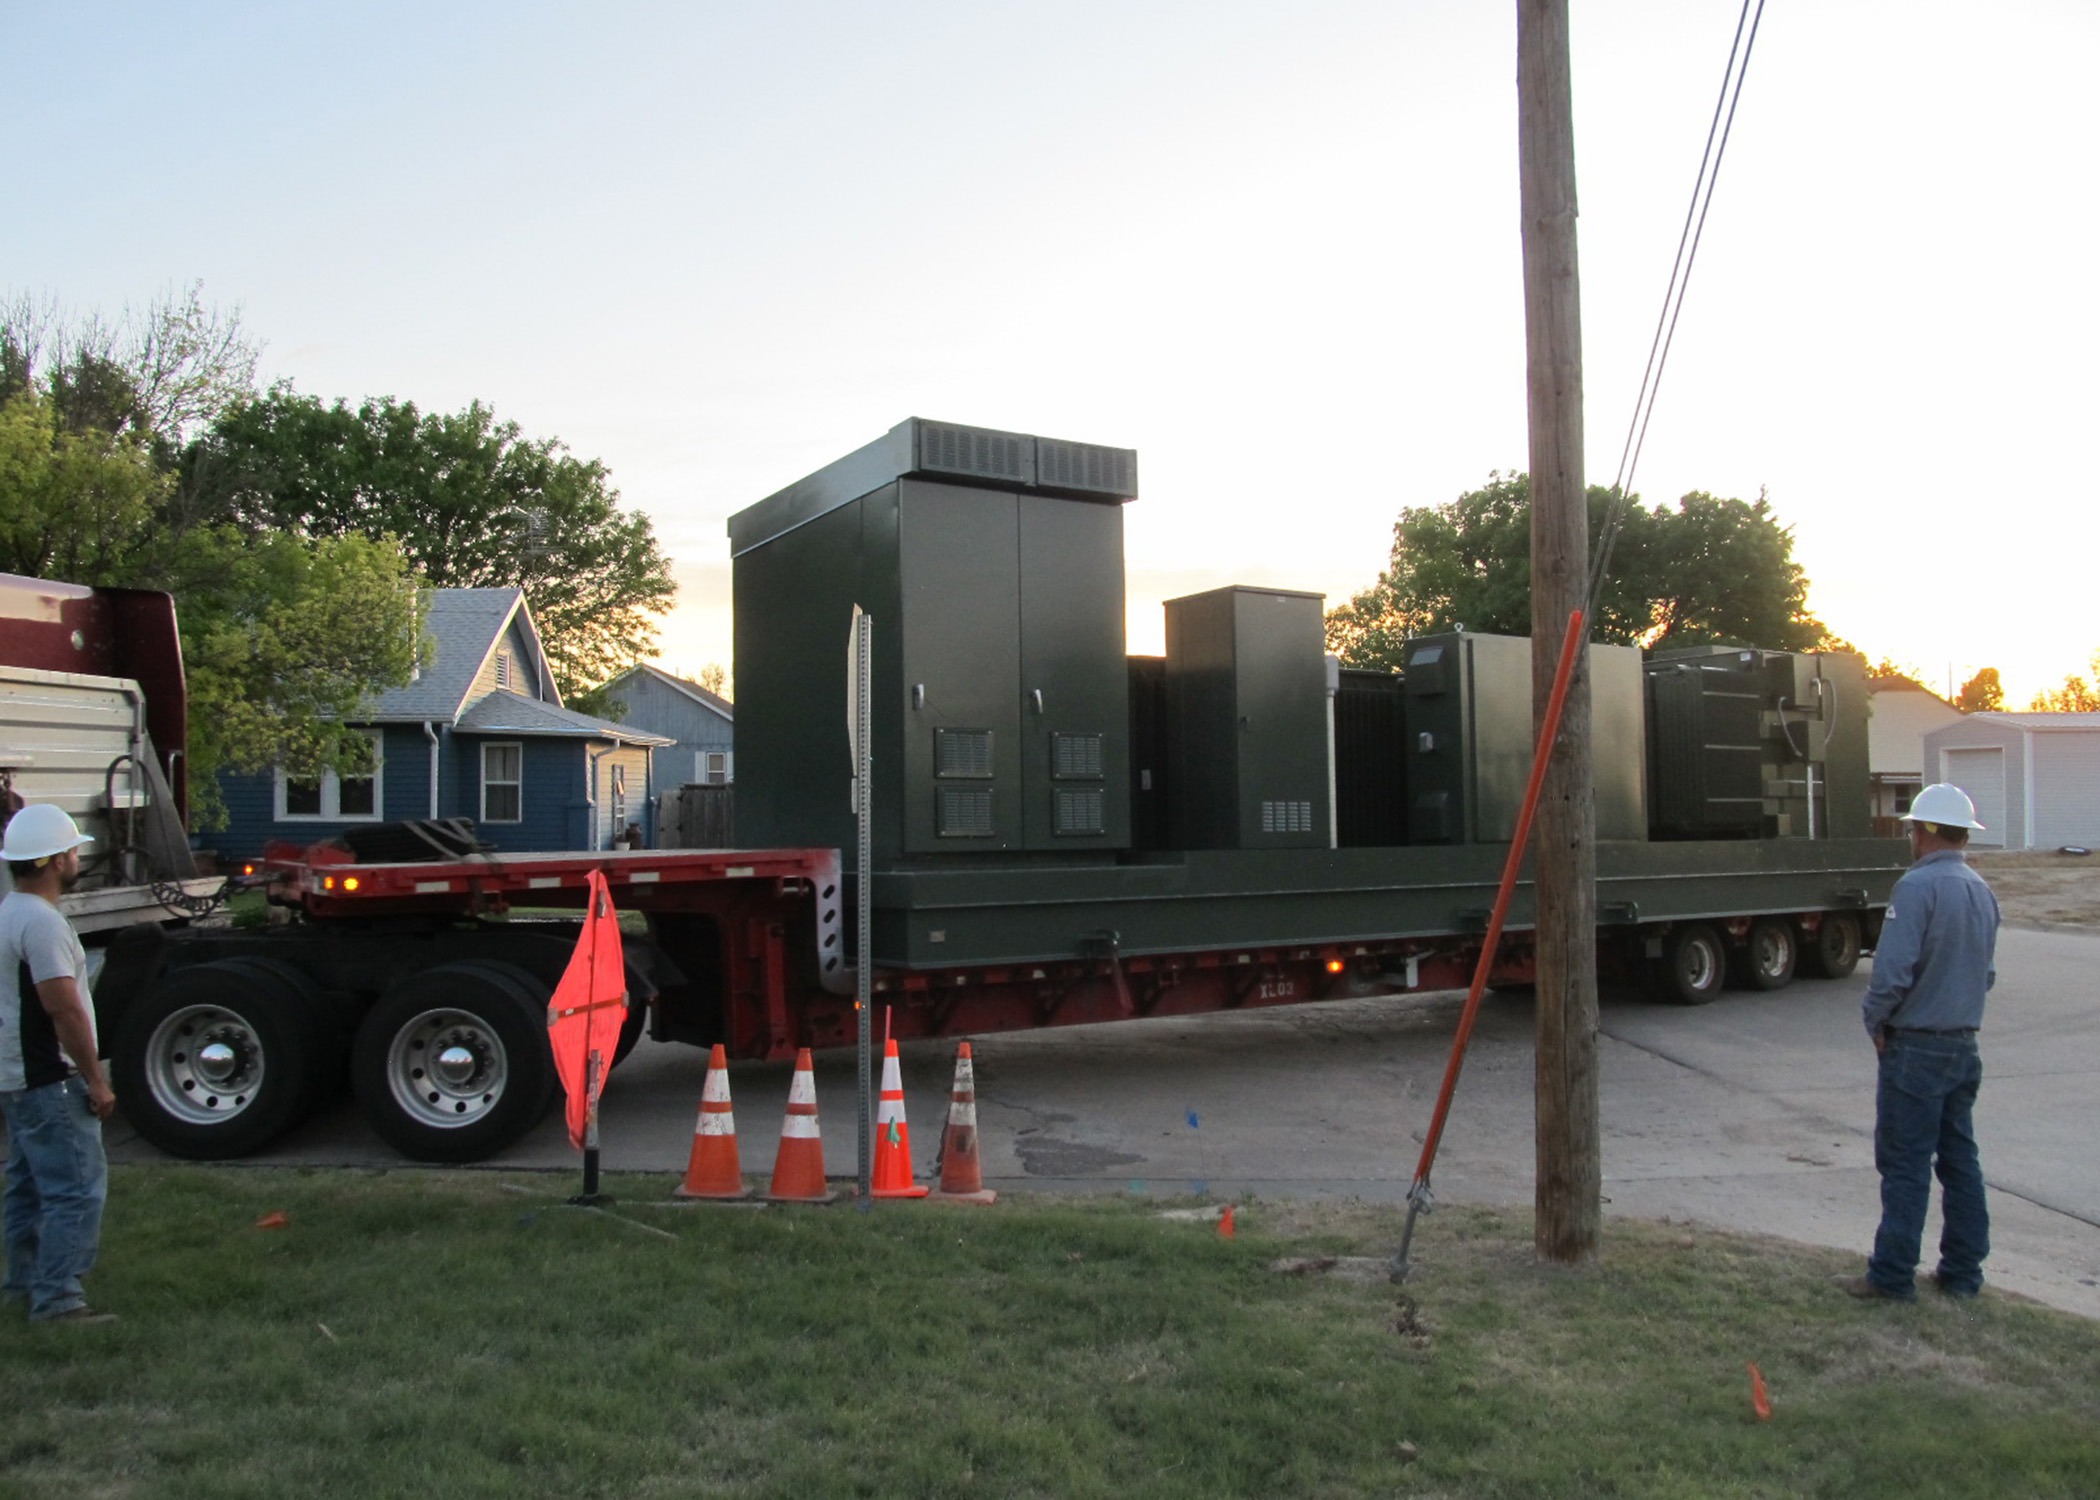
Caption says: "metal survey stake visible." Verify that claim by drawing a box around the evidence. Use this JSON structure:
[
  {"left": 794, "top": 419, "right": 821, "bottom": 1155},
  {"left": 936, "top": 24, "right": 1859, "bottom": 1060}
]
[{"left": 850, "top": 606, "right": 874, "bottom": 1203}]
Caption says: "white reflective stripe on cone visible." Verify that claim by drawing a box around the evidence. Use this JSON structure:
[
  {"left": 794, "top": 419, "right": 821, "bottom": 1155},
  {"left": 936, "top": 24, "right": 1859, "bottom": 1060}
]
[
  {"left": 947, "top": 1100, "right": 977, "bottom": 1126},
  {"left": 700, "top": 1109, "right": 736, "bottom": 1136},
  {"left": 702, "top": 1070, "right": 732, "bottom": 1103},
  {"left": 787, "top": 1071, "right": 817, "bottom": 1106},
  {"left": 780, "top": 1114, "right": 822, "bottom": 1139}
]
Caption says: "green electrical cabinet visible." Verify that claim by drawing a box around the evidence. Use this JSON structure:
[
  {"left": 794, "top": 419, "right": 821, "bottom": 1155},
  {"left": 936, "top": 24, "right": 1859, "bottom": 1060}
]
[
  {"left": 1163, "top": 586, "right": 1332, "bottom": 850},
  {"left": 729, "top": 418, "right": 1135, "bottom": 864}
]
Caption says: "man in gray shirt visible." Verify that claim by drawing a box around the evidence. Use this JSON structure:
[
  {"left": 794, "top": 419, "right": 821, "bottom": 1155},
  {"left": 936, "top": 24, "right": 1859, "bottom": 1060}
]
[
  {"left": 1838, "top": 783, "right": 2000, "bottom": 1302},
  {"left": 0, "top": 803, "right": 115, "bottom": 1325}
]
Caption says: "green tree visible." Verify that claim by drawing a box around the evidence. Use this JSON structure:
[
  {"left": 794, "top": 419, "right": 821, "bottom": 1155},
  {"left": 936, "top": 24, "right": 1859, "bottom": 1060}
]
[
  {"left": 0, "top": 389, "right": 168, "bottom": 580},
  {"left": 0, "top": 288, "right": 419, "bottom": 829},
  {"left": 184, "top": 391, "right": 676, "bottom": 708},
  {"left": 177, "top": 529, "right": 424, "bottom": 829},
  {"left": 1326, "top": 473, "right": 1823, "bottom": 670},
  {"left": 1957, "top": 667, "right": 2004, "bottom": 713},
  {"left": 2030, "top": 653, "right": 2100, "bottom": 712},
  {"left": 3, "top": 281, "right": 259, "bottom": 456}
]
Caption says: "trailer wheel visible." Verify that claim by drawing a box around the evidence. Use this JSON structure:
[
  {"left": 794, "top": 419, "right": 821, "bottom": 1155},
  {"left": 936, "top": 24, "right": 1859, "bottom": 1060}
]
[
  {"left": 114, "top": 959, "right": 324, "bottom": 1159},
  {"left": 353, "top": 962, "right": 555, "bottom": 1162},
  {"left": 1800, "top": 912, "right": 1863, "bottom": 980},
  {"left": 1732, "top": 918, "right": 1797, "bottom": 992},
  {"left": 1653, "top": 923, "right": 1725, "bottom": 1005}
]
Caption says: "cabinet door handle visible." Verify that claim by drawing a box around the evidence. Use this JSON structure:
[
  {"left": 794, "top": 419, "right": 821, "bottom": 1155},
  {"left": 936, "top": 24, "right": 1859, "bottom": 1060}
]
[
  {"left": 1031, "top": 688, "right": 1044, "bottom": 714},
  {"left": 913, "top": 684, "right": 926, "bottom": 710}
]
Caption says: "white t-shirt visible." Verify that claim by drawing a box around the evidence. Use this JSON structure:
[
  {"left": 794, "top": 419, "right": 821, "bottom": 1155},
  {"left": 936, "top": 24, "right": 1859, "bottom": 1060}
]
[{"left": 0, "top": 891, "right": 92, "bottom": 1092}]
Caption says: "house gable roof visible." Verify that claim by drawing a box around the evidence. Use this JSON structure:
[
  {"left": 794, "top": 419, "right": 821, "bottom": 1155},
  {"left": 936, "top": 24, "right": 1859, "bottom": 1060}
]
[
  {"left": 367, "top": 589, "right": 561, "bottom": 723},
  {"left": 603, "top": 663, "right": 734, "bottom": 720},
  {"left": 455, "top": 689, "right": 673, "bottom": 746}
]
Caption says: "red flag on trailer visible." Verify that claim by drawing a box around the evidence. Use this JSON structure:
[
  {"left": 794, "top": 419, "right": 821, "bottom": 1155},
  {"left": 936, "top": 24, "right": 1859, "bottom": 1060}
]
[{"left": 547, "top": 869, "right": 629, "bottom": 1151}]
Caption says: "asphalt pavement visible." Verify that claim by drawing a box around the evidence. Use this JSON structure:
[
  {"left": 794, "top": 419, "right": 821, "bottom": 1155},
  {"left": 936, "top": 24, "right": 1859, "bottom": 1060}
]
[{"left": 106, "top": 925, "right": 2100, "bottom": 1320}]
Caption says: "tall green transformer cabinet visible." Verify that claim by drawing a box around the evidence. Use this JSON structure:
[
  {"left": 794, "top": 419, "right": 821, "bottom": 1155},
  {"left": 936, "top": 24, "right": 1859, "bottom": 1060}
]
[{"left": 728, "top": 418, "right": 1139, "bottom": 866}]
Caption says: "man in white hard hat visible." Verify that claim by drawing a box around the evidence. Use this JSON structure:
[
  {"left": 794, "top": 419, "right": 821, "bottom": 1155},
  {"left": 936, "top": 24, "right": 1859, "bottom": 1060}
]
[
  {"left": 0, "top": 802, "right": 117, "bottom": 1325},
  {"left": 1837, "top": 782, "right": 2000, "bottom": 1302}
]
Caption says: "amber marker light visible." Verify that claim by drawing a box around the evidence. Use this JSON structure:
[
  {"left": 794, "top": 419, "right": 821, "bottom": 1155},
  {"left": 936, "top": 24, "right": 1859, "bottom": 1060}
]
[
  {"left": 1326, "top": 959, "right": 1346, "bottom": 974},
  {"left": 343, "top": 876, "right": 361, "bottom": 892},
  {"left": 322, "top": 876, "right": 335, "bottom": 890}
]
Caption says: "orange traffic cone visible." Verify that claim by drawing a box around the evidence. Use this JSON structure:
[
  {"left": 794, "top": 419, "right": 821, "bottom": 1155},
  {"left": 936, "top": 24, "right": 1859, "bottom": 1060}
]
[
  {"left": 674, "top": 1044, "right": 751, "bottom": 1200},
  {"left": 1218, "top": 1204, "right": 1236, "bottom": 1238},
  {"left": 871, "top": 1037, "right": 930, "bottom": 1198},
  {"left": 766, "top": 1049, "right": 838, "bottom": 1204},
  {"left": 929, "top": 1042, "right": 996, "bottom": 1204}
]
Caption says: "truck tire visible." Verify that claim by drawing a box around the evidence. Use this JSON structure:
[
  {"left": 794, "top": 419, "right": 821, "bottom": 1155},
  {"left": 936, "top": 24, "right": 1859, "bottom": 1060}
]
[
  {"left": 353, "top": 962, "right": 555, "bottom": 1162},
  {"left": 1731, "top": 918, "right": 1797, "bottom": 992},
  {"left": 1800, "top": 912, "right": 1863, "bottom": 980},
  {"left": 114, "top": 958, "right": 325, "bottom": 1159},
  {"left": 1653, "top": 923, "right": 1725, "bottom": 1005}
]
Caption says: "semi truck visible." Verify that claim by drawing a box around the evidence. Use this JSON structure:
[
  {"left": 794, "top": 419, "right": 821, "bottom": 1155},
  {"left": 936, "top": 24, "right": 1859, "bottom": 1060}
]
[{"left": 7, "top": 416, "right": 1906, "bottom": 1164}]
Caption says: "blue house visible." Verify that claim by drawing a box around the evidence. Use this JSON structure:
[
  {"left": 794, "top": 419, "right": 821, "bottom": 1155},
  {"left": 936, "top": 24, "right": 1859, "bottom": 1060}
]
[
  {"left": 597, "top": 663, "right": 734, "bottom": 791},
  {"left": 217, "top": 588, "right": 672, "bottom": 861}
]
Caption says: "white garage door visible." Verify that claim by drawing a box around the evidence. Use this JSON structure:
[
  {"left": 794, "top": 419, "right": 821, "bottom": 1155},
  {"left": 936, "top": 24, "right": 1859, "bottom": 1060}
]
[{"left": 1942, "top": 747, "right": 2008, "bottom": 847}]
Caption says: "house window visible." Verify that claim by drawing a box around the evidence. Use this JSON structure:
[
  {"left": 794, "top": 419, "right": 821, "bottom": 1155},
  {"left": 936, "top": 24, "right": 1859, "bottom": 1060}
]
[
  {"left": 697, "top": 750, "right": 734, "bottom": 785},
  {"left": 482, "top": 742, "right": 523, "bottom": 823},
  {"left": 276, "top": 730, "right": 384, "bottom": 822}
]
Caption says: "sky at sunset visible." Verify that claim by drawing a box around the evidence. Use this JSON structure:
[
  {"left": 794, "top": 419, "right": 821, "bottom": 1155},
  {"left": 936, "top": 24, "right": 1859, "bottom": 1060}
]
[{"left": 11, "top": 1, "right": 2094, "bottom": 706}]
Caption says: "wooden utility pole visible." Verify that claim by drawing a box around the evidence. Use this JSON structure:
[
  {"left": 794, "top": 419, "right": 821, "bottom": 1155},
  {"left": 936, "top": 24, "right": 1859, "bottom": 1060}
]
[{"left": 1517, "top": 0, "right": 1601, "bottom": 1264}]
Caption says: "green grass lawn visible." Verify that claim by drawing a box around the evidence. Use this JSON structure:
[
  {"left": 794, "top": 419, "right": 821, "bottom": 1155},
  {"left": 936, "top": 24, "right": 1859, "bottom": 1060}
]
[{"left": 4, "top": 1168, "right": 2096, "bottom": 1499}]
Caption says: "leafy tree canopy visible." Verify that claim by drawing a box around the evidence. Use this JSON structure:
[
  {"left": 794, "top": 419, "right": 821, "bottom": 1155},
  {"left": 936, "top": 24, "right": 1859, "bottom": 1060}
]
[
  {"left": 1957, "top": 667, "right": 2004, "bottom": 713},
  {"left": 2, "top": 282, "right": 259, "bottom": 457},
  {"left": 1326, "top": 472, "right": 1826, "bottom": 671},
  {"left": 0, "top": 287, "right": 419, "bottom": 829},
  {"left": 185, "top": 391, "right": 676, "bottom": 710},
  {"left": 2030, "top": 652, "right": 2100, "bottom": 712}
]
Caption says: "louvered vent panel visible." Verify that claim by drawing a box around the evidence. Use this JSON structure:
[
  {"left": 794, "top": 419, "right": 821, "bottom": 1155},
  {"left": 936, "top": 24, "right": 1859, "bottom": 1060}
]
[
  {"left": 935, "top": 728, "right": 994, "bottom": 779},
  {"left": 916, "top": 422, "right": 1030, "bottom": 484},
  {"left": 938, "top": 788, "right": 996, "bottom": 838},
  {"left": 1051, "top": 732, "right": 1104, "bottom": 780},
  {"left": 1054, "top": 788, "right": 1106, "bottom": 836},
  {"left": 1035, "top": 438, "right": 1138, "bottom": 498},
  {"left": 1260, "top": 800, "right": 1314, "bottom": 835}
]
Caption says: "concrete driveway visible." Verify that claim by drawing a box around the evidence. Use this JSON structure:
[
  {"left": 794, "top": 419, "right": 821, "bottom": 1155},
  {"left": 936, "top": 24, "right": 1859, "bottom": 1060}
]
[{"left": 108, "top": 926, "right": 2100, "bottom": 1319}]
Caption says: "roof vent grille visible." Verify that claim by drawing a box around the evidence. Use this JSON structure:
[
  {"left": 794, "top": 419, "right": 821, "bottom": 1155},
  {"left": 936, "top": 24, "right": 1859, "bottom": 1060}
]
[
  {"left": 915, "top": 422, "right": 1030, "bottom": 484},
  {"left": 1036, "top": 438, "right": 1137, "bottom": 498}
]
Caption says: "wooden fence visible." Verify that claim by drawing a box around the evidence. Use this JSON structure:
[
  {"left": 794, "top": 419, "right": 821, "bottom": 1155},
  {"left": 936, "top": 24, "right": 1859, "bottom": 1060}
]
[{"left": 656, "top": 785, "right": 734, "bottom": 849}]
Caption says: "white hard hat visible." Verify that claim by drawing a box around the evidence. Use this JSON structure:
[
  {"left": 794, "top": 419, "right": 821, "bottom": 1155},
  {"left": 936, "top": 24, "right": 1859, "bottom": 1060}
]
[
  {"left": 2, "top": 803, "right": 94, "bottom": 862},
  {"left": 1901, "top": 783, "right": 1985, "bottom": 831}
]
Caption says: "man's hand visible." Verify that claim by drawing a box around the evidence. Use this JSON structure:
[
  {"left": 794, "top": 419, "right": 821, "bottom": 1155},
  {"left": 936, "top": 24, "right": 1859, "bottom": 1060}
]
[
  {"left": 1872, "top": 1026, "right": 1890, "bottom": 1054},
  {"left": 85, "top": 1079, "right": 116, "bottom": 1120}
]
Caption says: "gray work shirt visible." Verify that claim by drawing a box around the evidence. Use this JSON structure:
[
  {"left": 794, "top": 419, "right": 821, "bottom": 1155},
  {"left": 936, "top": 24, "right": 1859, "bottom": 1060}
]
[{"left": 1861, "top": 849, "right": 2000, "bottom": 1038}]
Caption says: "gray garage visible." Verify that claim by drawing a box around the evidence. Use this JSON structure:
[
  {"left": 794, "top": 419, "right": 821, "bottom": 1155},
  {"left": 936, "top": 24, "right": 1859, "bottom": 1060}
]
[{"left": 1922, "top": 711, "right": 2100, "bottom": 849}]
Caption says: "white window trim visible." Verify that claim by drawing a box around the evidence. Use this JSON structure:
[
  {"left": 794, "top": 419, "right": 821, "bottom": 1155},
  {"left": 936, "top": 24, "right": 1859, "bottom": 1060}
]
[
  {"left": 481, "top": 740, "right": 524, "bottom": 824},
  {"left": 275, "top": 730, "right": 385, "bottom": 822}
]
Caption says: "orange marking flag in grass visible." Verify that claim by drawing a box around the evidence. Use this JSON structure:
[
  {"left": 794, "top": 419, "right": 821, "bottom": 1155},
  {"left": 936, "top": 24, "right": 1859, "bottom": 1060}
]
[{"left": 546, "top": 869, "right": 629, "bottom": 1151}]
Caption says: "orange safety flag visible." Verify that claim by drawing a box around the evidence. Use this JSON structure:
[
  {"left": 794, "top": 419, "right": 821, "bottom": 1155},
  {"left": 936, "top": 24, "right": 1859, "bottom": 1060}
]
[
  {"left": 1746, "top": 1361, "right": 1772, "bottom": 1422},
  {"left": 546, "top": 869, "right": 629, "bottom": 1151}
]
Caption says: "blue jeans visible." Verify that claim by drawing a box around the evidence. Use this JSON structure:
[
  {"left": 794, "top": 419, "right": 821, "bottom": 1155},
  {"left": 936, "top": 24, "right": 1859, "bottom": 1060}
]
[
  {"left": 1868, "top": 1032, "right": 1988, "bottom": 1297},
  {"left": 1, "top": 1076, "right": 109, "bottom": 1321}
]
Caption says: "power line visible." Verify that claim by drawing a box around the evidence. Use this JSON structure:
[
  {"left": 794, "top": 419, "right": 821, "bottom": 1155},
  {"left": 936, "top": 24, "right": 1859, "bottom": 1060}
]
[{"left": 1584, "top": 0, "right": 1769, "bottom": 635}]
